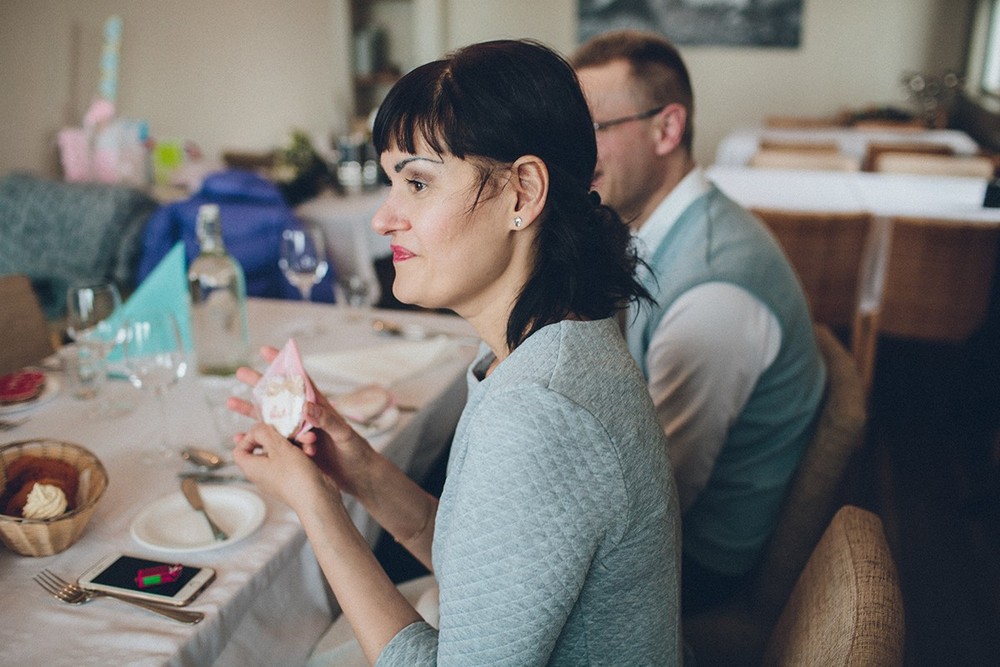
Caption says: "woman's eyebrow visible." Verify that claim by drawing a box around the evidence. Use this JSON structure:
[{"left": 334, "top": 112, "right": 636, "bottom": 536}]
[{"left": 394, "top": 155, "right": 444, "bottom": 173}]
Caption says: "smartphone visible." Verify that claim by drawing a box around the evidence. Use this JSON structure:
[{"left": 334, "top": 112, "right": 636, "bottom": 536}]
[{"left": 77, "top": 553, "right": 215, "bottom": 606}]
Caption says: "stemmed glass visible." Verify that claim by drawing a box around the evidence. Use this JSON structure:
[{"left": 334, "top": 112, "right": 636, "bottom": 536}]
[
  {"left": 65, "top": 281, "right": 127, "bottom": 413},
  {"left": 279, "top": 224, "right": 330, "bottom": 335},
  {"left": 335, "top": 273, "right": 375, "bottom": 323},
  {"left": 123, "top": 312, "right": 188, "bottom": 464},
  {"left": 279, "top": 225, "right": 330, "bottom": 303}
]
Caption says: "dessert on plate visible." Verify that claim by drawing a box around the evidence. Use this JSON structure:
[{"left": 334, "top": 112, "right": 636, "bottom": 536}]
[
  {"left": 0, "top": 454, "right": 79, "bottom": 519},
  {"left": 0, "top": 369, "right": 46, "bottom": 405}
]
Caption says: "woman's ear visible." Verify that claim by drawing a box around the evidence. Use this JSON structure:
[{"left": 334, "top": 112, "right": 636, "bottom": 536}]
[{"left": 509, "top": 155, "right": 548, "bottom": 229}]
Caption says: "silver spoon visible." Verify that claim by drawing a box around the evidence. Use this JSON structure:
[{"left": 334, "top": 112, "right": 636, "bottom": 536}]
[
  {"left": 371, "top": 318, "right": 480, "bottom": 345},
  {"left": 181, "top": 447, "right": 227, "bottom": 470}
]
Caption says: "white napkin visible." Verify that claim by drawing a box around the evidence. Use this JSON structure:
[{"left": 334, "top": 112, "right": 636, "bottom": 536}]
[{"left": 304, "top": 337, "right": 456, "bottom": 387}]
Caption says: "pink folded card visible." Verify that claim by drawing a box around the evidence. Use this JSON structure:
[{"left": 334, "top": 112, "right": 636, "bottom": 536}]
[{"left": 253, "top": 339, "right": 316, "bottom": 440}]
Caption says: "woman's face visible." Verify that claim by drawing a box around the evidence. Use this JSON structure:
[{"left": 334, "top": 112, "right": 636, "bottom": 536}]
[{"left": 372, "top": 138, "right": 523, "bottom": 320}]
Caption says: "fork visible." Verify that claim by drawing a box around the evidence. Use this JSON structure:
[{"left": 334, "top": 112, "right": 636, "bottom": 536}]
[
  {"left": 0, "top": 416, "right": 29, "bottom": 431},
  {"left": 33, "top": 569, "right": 204, "bottom": 624}
]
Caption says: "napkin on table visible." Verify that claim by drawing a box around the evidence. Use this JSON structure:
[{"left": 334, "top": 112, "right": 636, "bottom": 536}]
[
  {"left": 304, "top": 337, "right": 456, "bottom": 388},
  {"left": 107, "top": 241, "right": 193, "bottom": 360}
]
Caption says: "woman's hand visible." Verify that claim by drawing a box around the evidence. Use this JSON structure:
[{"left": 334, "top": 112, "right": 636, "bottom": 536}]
[
  {"left": 227, "top": 345, "right": 379, "bottom": 501},
  {"left": 233, "top": 422, "right": 336, "bottom": 513},
  {"left": 225, "top": 346, "right": 281, "bottom": 422},
  {"left": 296, "top": 400, "right": 378, "bottom": 501}
]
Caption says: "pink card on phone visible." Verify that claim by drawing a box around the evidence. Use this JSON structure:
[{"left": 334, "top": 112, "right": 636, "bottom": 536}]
[{"left": 253, "top": 338, "right": 316, "bottom": 439}]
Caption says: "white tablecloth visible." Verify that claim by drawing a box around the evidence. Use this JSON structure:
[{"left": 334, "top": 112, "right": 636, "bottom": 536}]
[
  {"left": 713, "top": 126, "right": 981, "bottom": 168},
  {"left": 0, "top": 298, "right": 477, "bottom": 667}
]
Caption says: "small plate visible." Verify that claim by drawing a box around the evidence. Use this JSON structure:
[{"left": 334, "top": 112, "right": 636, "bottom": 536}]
[
  {"left": 131, "top": 486, "right": 266, "bottom": 553},
  {"left": 0, "top": 374, "right": 60, "bottom": 416}
]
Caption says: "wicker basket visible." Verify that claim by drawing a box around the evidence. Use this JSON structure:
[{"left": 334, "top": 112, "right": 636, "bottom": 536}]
[{"left": 0, "top": 439, "right": 108, "bottom": 556}]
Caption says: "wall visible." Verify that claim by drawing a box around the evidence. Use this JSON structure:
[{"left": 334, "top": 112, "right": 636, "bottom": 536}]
[
  {"left": 0, "top": 0, "right": 974, "bottom": 178},
  {"left": 0, "top": 0, "right": 350, "bottom": 178}
]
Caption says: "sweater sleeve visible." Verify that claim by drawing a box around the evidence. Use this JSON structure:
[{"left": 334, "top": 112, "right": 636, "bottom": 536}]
[{"left": 377, "top": 384, "right": 627, "bottom": 666}]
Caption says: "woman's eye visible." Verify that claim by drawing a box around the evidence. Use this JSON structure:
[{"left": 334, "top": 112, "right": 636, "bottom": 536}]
[{"left": 407, "top": 179, "right": 427, "bottom": 193}]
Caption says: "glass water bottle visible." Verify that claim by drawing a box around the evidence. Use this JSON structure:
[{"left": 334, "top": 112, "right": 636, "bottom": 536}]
[{"left": 187, "top": 204, "right": 250, "bottom": 375}]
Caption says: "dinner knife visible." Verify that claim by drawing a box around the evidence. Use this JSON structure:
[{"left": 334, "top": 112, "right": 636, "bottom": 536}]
[{"left": 181, "top": 478, "right": 229, "bottom": 541}]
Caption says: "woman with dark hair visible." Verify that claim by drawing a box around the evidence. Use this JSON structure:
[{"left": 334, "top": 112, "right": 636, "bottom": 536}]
[{"left": 233, "top": 39, "right": 680, "bottom": 665}]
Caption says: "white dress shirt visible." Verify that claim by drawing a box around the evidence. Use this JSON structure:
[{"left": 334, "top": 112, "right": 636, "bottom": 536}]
[{"left": 635, "top": 168, "right": 782, "bottom": 511}]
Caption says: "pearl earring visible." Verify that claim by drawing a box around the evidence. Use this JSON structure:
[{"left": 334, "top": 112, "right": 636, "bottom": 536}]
[{"left": 513, "top": 216, "right": 523, "bottom": 228}]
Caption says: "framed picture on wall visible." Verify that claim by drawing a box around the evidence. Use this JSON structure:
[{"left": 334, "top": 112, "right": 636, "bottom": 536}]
[{"left": 579, "top": 0, "right": 804, "bottom": 48}]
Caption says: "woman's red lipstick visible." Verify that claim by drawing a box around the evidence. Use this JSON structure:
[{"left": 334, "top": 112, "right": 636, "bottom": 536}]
[{"left": 391, "top": 245, "right": 414, "bottom": 262}]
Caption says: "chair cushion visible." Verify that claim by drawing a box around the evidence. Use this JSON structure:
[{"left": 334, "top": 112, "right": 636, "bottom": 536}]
[
  {"left": 763, "top": 505, "right": 904, "bottom": 666},
  {"left": 0, "top": 172, "right": 157, "bottom": 317}
]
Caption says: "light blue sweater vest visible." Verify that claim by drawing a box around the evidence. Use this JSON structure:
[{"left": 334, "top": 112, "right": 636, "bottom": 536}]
[{"left": 627, "top": 185, "right": 826, "bottom": 576}]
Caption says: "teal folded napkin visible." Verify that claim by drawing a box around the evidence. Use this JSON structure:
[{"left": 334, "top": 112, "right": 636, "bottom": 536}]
[{"left": 107, "top": 242, "right": 193, "bottom": 360}]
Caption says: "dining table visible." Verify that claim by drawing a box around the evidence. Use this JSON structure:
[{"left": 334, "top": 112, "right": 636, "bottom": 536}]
[
  {"left": 713, "top": 125, "right": 982, "bottom": 168},
  {"left": 706, "top": 165, "right": 1000, "bottom": 314},
  {"left": 0, "top": 297, "right": 479, "bottom": 666}
]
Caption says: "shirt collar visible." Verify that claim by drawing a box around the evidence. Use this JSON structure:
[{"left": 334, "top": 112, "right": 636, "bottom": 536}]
[{"left": 635, "top": 167, "right": 710, "bottom": 258}]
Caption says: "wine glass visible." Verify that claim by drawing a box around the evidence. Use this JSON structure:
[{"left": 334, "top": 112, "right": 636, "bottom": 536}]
[
  {"left": 279, "top": 226, "right": 330, "bottom": 302},
  {"left": 123, "top": 312, "right": 188, "bottom": 464},
  {"left": 65, "top": 281, "right": 127, "bottom": 412},
  {"left": 280, "top": 224, "right": 330, "bottom": 335},
  {"left": 335, "top": 273, "right": 375, "bottom": 323}
]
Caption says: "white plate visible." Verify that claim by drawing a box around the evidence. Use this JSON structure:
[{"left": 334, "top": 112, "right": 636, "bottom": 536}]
[
  {"left": 0, "top": 374, "right": 60, "bottom": 416},
  {"left": 130, "top": 486, "right": 266, "bottom": 553},
  {"left": 348, "top": 404, "right": 400, "bottom": 439}
]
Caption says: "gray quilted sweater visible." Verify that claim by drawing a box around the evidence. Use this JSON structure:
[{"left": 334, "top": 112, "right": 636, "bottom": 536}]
[{"left": 378, "top": 318, "right": 681, "bottom": 666}]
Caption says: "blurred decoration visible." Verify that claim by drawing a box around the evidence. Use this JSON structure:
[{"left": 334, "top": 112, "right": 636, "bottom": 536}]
[
  {"left": 100, "top": 15, "right": 123, "bottom": 104},
  {"left": 57, "top": 15, "right": 151, "bottom": 186},
  {"left": 274, "top": 130, "right": 333, "bottom": 207},
  {"left": 901, "top": 70, "right": 963, "bottom": 129}
]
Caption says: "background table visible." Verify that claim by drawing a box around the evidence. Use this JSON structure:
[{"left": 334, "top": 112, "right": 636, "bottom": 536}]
[
  {"left": 296, "top": 188, "right": 390, "bottom": 305},
  {"left": 0, "top": 298, "right": 477, "bottom": 667},
  {"left": 714, "top": 126, "right": 981, "bottom": 168},
  {"left": 707, "top": 165, "right": 1000, "bottom": 386}
]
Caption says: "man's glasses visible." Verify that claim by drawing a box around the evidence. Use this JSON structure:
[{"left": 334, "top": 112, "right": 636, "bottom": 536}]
[{"left": 592, "top": 106, "right": 664, "bottom": 132}]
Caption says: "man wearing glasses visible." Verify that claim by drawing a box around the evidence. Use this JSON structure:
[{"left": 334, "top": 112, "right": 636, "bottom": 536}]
[{"left": 572, "top": 30, "right": 826, "bottom": 615}]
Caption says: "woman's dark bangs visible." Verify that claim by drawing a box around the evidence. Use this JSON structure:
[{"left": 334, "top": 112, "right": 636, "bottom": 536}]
[{"left": 373, "top": 62, "right": 453, "bottom": 157}]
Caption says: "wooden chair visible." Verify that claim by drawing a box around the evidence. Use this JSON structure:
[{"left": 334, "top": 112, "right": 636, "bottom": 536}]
[
  {"left": 878, "top": 217, "right": 1000, "bottom": 342},
  {"left": 762, "top": 505, "right": 905, "bottom": 667},
  {"left": 683, "top": 325, "right": 868, "bottom": 666},
  {"left": 749, "top": 148, "right": 861, "bottom": 172},
  {"left": 752, "top": 208, "right": 875, "bottom": 391},
  {"left": 0, "top": 274, "right": 56, "bottom": 375},
  {"left": 860, "top": 141, "right": 954, "bottom": 172},
  {"left": 873, "top": 152, "right": 996, "bottom": 179},
  {"left": 764, "top": 115, "right": 843, "bottom": 129}
]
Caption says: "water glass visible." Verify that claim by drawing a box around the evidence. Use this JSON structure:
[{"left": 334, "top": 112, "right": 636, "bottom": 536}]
[
  {"left": 335, "top": 273, "right": 374, "bottom": 322},
  {"left": 123, "top": 313, "right": 188, "bottom": 463},
  {"left": 65, "top": 281, "right": 128, "bottom": 415}
]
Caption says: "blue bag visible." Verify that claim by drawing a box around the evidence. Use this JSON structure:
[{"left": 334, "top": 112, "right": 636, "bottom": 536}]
[{"left": 135, "top": 170, "right": 336, "bottom": 302}]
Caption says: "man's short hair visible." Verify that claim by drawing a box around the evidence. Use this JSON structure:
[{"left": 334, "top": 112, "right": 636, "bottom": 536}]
[{"left": 572, "top": 30, "right": 695, "bottom": 152}]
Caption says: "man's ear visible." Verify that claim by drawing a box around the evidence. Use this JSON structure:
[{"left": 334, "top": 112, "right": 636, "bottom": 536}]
[
  {"left": 652, "top": 103, "right": 687, "bottom": 156},
  {"left": 509, "top": 155, "right": 549, "bottom": 229}
]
